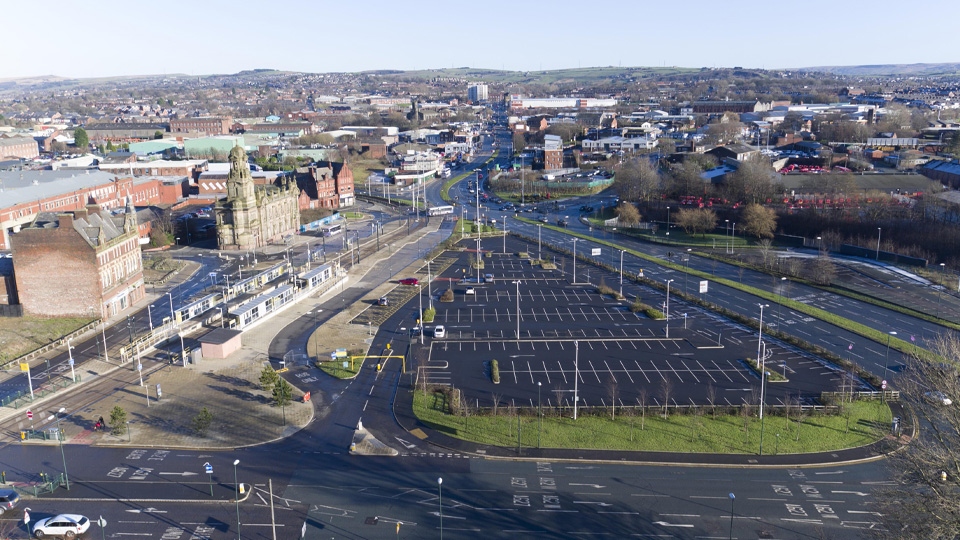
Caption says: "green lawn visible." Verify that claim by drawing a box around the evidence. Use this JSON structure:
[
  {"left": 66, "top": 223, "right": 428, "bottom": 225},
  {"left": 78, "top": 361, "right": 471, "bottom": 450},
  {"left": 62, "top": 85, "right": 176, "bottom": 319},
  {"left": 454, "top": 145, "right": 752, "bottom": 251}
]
[
  {"left": 317, "top": 360, "right": 360, "bottom": 379},
  {"left": 413, "top": 391, "right": 889, "bottom": 455}
]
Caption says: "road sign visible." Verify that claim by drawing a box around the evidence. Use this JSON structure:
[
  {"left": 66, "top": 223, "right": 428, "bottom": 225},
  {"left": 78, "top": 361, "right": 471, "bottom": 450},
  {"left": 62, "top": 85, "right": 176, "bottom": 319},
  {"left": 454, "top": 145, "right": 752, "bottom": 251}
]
[
  {"left": 699, "top": 280, "right": 709, "bottom": 293},
  {"left": 204, "top": 462, "right": 213, "bottom": 474},
  {"left": 96, "top": 516, "right": 107, "bottom": 528},
  {"left": 591, "top": 248, "right": 601, "bottom": 256},
  {"left": 208, "top": 271, "right": 218, "bottom": 277},
  {"left": 882, "top": 380, "right": 888, "bottom": 389},
  {"left": 26, "top": 410, "right": 32, "bottom": 420},
  {"left": 137, "top": 363, "right": 143, "bottom": 372},
  {"left": 156, "top": 384, "right": 162, "bottom": 398}
]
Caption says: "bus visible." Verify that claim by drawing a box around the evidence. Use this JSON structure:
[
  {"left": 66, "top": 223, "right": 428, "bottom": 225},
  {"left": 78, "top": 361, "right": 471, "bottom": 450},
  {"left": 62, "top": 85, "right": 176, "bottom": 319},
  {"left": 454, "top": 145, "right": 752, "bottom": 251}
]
[
  {"left": 428, "top": 205, "right": 455, "bottom": 216},
  {"left": 320, "top": 223, "right": 344, "bottom": 237}
]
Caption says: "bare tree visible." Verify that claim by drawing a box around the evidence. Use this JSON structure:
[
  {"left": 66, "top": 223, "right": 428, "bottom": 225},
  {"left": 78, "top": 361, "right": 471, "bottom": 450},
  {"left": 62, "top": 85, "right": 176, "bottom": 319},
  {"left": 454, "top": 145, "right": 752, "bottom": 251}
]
[
  {"left": 872, "top": 333, "right": 960, "bottom": 539},
  {"left": 660, "top": 378, "right": 673, "bottom": 419},
  {"left": 553, "top": 385, "right": 565, "bottom": 417},
  {"left": 607, "top": 375, "right": 618, "bottom": 420},
  {"left": 639, "top": 387, "right": 648, "bottom": 430},
  {"left": 706, "top": 382, "right": 717, "bottom": 419},
  {"left": 491, "top": 393, "right": 502, "bottom": 416}
]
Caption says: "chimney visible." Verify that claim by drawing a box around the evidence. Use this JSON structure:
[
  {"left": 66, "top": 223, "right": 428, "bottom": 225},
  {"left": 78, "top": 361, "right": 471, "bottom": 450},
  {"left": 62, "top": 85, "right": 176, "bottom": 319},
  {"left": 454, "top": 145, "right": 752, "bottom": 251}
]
[
  {"left": 58, "top": 213, "right": 74, "bottom": 229},
  {"left": 74, "top": 208, "right": 89, "bottom": 221},
  {"left": 86, "top": 204, "right": 101, "bottom": 216}
]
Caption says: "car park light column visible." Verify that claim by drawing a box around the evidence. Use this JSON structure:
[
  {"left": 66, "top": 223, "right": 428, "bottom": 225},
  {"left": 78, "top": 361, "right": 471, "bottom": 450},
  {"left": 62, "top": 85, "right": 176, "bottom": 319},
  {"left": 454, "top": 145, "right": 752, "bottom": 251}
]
[
  {"left": 233, "top": 459, "right": 241, "bottom": 540},
  {"left": 513, "top": 281, "right": 521, "bottom": 339},
  {"left": 757, "top": 303, "right": 769, "bottom": 421},
  {"left": 573, "top": 341, "right": 580, "bottom": 420},
  {"left": 665, "top": 279, "right": 674, "bottom": 338},
  {"left": 572, "top": 238, "right": 578, "bottom": 284}
]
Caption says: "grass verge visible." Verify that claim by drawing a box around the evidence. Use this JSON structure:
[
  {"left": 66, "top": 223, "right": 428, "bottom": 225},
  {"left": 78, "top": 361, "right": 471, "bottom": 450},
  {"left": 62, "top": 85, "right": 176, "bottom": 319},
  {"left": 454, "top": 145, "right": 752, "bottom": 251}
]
[
  {"left": 413, "top": 391, "right": 889, "bottom": 454},
  {"left": 317, "top": 360, "right": 361, "bottom": 379}
]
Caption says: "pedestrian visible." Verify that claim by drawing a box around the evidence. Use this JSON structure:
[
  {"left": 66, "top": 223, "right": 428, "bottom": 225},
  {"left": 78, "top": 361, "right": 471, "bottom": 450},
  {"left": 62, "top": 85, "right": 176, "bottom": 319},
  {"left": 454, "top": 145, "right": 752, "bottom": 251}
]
[{"left": 97, "top": 416, "right": 105, "bottom": 431}]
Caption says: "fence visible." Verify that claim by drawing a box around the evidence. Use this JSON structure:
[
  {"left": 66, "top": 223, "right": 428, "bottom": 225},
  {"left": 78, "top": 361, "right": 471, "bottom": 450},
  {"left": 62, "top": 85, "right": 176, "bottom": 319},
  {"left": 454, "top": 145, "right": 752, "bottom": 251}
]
[
  {"left": 3, "top": 376, "right": 80, "bottom": 409},
  {"left": 13, "top": 473, "right": 67, "bottom": 497}
]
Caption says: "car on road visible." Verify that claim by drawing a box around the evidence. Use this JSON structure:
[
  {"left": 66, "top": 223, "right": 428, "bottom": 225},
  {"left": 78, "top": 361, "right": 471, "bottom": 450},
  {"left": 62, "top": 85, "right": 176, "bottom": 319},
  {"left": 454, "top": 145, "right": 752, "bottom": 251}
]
[
  {"left": 32, "top": 514, "right": 90, "bottom": 538},
  {"left": 465, "top": 287, "right": 475, "bottom": 295},
  {"left": 433, "top": 325, "right": 445, "bottom": 338},
  {"left": 399, "top": 278, "right": 419, "bottom": 286},
  {"left": 557, "top": 219, "right": 568, "bottom": 227},
  {"left": 378, "top": 296, "right": 389, "bottom": 306},
  {"left": 0, "top": 488, "right": 19, "bottom": 515},
  {"left": 539, "top": 216, "right": 549, "bottom": 223},
  {"left": 484, "top": 274, "right": 494, "bottom": 283},
  {"left": 925, "top": 391, "right": 953, "bottom": 405}
]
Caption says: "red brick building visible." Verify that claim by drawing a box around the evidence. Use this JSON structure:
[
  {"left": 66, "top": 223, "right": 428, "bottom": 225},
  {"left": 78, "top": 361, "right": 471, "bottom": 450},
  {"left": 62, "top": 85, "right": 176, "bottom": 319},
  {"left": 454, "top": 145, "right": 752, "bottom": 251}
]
[
  {"left": 169, "top": 116, "right": 233, "bottom": 135},
  {"left": 295, "top": 162, "right": 355, "bottom": 210},
  {"left": 10, "top": 199, "right": 144, "bottom": 318}
]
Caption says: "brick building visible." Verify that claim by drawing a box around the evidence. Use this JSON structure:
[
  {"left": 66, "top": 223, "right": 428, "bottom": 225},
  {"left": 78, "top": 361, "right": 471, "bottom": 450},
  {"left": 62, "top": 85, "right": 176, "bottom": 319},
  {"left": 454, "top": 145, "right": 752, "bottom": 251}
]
[
  {"left": 169, "top": 116, "right": 232, "bottom": 136},
  {"left": 0, "top": 170, "right": 187, "bottom": 250},
  {"left": 0, "top": 137, "right": 40, "bottom": 160},
  {"left": 84, "top": 123, "right": 170, "bottom": 142},
  {"left": 10, "top": 198, "right": 144, "bottom": 318},
  {"left": 543, "top": 134, "right": 563, "bottom": 170},
  {"left": 295, "top": 162, "right": 355, "bottom": 210}
]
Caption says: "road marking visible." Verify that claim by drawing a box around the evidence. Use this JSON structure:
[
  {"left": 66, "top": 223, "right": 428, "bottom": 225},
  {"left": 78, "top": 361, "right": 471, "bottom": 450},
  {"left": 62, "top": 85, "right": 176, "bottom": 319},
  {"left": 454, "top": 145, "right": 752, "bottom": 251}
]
[
  {"left": 569, "top": 483, "right": 606, "bottom": 489},
  {"left": 652, "top": 521, "right": 693, "bottom": 528},
  {"left": 573, "top": 501, "right": 612, "bottom": 506},
  {"left": 158, "top": 472, "right": 198, "bottom": 476},
  {"left": 831, "top": 491, "right": 869, "bottom": 496}
]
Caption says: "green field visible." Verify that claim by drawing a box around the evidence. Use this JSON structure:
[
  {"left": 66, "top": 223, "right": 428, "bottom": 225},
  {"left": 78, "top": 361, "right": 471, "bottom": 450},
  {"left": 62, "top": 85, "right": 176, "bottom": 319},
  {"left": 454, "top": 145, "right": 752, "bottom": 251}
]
[{"left": 414, "top": 391, "right": 890, "bottom": 455}]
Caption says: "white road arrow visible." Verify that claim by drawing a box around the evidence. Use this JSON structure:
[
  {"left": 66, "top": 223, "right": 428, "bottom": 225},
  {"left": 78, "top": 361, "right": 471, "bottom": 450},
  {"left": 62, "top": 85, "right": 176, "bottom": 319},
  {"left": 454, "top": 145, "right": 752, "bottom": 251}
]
[
  {"left": 573, "top": 501, "right": 612, "bottom": 506},
  {"left": 394, "top": 437, "right": 417, "bottom": 449},
  {"left": 569, "top": 483, "right": 606, "bottom": 489},
  {"left": 158, "top": 472, "right": 198, "bottom": 476},
  {"left": 652, "top": 521, "right": 694, "bottom": 528},
  {"left": 124, "top": 508, "right": 167, "bottom": 514},
  {"left": 848, "top": 510, "right": 884, "bottom": 516},
  {"left": 831, "top": 491, "right": 870, "bottom": 496}
]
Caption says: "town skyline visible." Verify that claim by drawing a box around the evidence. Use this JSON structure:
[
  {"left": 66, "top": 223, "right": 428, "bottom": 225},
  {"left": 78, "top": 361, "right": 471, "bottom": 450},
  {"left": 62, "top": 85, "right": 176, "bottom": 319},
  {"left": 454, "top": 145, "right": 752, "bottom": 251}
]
[{"left": 4, "top": 0, "right": 959, "bottom": 79}]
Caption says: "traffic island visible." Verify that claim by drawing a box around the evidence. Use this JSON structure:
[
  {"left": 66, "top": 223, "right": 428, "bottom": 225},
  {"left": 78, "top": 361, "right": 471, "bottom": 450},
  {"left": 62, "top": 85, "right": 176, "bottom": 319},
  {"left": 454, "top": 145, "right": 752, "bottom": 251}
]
[{"left": 349, "top": 420, "right": 398, "bottom": 456}]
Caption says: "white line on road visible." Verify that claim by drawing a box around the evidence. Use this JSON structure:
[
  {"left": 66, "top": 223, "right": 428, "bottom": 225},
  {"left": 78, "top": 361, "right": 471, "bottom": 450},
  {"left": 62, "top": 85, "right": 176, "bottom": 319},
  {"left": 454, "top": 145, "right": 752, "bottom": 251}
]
[{"left": 652, "top": 521, "right": 693, "bottom": 528}]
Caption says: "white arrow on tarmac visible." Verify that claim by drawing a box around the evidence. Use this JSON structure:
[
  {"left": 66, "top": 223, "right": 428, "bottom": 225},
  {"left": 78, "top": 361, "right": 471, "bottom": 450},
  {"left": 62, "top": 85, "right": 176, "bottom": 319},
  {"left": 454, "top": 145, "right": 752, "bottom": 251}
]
[
  {"left": 429, "top": 512, "right": 465, "bottom": 519},
  {"left": 509, "top": 355, "right": 535, "bottom": 358},
  {"left": 124, "top": 508, "right": 167, "bottom": 514},
  {"left": 652, "top": 521, "right": 694, "bottom": 528},
  {"left": 564, "top": 466, "right": 596, "bottom": 470},
  {"left": 573, "top": 501, "right": 612, "bottom": 506},
  {"left": 848, "top": 511, "right": 884, "bottom": 516},
  {"left": 158, "top": 472, "right": 199, "bottom": 476},
  {"left": 394, "top": 437, "right": 417, "bottom": 449},
  {"left": 831, "top": 491, "right": 870, "bottom": 496},
  {"left": 109, "top": 534, "right": 152, "bottom": 537},
  {"left": 569, "top": 484, "right": 606, "bottom": 489}
]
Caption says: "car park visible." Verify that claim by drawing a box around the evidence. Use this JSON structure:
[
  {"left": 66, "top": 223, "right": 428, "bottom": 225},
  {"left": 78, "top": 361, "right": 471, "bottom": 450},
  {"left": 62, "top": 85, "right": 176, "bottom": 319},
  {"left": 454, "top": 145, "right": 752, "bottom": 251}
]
[
  {"left": 399, "top": 278, "right": 419, "bottom": 286},
  {"left": 0, "top": 488, "right": 19, "bottom": 515},
  {"left": 32, "top": 514, "right": 90, "bottom": 538}
]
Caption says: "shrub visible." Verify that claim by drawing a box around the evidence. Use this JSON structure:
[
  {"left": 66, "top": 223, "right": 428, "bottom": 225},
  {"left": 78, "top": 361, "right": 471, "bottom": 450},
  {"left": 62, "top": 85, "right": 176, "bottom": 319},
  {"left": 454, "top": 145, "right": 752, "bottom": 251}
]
[
  {"left": 491, "top": 359, "right": 500, "bottom": 384},
  {"left": 423, "top": 307, "right": 436, "bottom": 322},
  {"left": 441, "top": 289, "right": 454, "bottom": 302},
  {"left": 192, "top": 407, "right": 213, "bottom": 436}
]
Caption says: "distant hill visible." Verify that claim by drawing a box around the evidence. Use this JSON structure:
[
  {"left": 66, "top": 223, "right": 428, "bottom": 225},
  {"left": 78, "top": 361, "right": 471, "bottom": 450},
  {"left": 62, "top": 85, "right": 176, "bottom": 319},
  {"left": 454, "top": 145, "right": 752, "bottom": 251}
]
[{"left": 797, "top": 63, "right": 960, "bottom": 77}]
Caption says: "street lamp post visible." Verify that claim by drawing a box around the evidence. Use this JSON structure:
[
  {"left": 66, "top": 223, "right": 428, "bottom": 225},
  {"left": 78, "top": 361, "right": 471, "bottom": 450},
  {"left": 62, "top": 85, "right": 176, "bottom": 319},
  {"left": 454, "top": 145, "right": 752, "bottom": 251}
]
[
  {"left": 146, "top": 304, "right": 153, "bottom": 332},
  {"left": 537, "top": 381, "right": 542, "bottom": 449},
  {"left": 816, "top": 236, "right": 822, "bottom": 254},
  {"left": 233, "top": 459, "right": 241, "bottom": 540},
  {"left": 757, "top": 303, "right": 770, "bottom": 420},
  {"left": 48, "top": 408, "right": 69, "bottom": 489},
  {"left": 666, "top": 206, "right": 671, "bottom": 234},
  {"left": 513, "top": 281, "right": 521, "bottom": 339},
  {"left": 572, "top": 238, "right": 578, "bottom": 284},
  {"left": 884, "top": 331, "right": 897, "bottom": 395},
  {"left": 938, "top": 263, "right": 946, "bottom": 320},
  {"left": 573, "top": 341, "right": 580, "bottom": 420},
  {"left": 777, "top": 277, "right": 787, "bottom": 323},
  {"left": 728, "top": 493, "right": 736, "bottom": 540},
  {"left": 876, "top": 227, "right": 882, "bottom": 260},
  {"left": 665, "top": 279, "right": 674, "bottom": 338},
  {"left": 437, "top": 477, "right": 443, "bottom": 540},
  {"left": 619, "top": 250, "right": 624, "bottom": 298},
  {"left": 67, "top": 339, "right": 76, "bottom": 383},
  {"left": 537, "top": 224, "right": 542, "bottom": 260}
]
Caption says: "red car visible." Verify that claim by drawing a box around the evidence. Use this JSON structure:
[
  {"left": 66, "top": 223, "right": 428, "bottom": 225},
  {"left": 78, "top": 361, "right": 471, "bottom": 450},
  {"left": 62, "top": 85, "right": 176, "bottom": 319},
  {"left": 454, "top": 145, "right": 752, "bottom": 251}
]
[{"left": 399, "top": 278, "right": 419, "bottom": 286}]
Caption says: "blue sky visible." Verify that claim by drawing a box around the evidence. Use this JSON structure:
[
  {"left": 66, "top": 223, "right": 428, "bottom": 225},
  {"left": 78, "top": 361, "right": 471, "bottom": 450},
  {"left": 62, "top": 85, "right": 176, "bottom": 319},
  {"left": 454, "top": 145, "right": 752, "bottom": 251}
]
[{"left": 4, "top": 0, "right": 958, "bottom": 79}]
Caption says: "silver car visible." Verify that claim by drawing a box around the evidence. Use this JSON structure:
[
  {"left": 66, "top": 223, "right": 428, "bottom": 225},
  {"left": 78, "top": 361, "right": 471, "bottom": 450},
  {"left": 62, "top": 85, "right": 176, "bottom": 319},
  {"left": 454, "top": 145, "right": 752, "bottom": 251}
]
[{"left": 32, "top": 514, "right": 90, "bottom": 538}]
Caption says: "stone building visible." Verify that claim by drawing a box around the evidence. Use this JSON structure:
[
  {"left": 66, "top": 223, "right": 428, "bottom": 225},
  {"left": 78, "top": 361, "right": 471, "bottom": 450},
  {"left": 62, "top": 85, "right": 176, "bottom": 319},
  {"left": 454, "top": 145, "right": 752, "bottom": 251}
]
[
  {"left": 10, "top": 197, "right": 144, "bottom": 318},
  {"left": 295, "top": 161, "right": 356, "bottom": 210},
  {"left": 215, "top": 146, "right": 300, "bottom": 250}
]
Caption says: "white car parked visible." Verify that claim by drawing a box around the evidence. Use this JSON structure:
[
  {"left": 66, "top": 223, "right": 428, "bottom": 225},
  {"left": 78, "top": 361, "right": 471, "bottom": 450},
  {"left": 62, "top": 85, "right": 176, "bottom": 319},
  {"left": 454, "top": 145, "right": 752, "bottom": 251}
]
[
  {"left": 32, "top": 514, "right": 90, "bottom": 538},
  {"left": 433, "top": 325, "right": 445, "bottom": 338}
]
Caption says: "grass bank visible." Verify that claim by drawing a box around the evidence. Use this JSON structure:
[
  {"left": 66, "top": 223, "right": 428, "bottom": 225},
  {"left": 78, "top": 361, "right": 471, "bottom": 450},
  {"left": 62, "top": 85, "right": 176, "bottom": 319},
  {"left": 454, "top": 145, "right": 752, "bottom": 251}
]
[{"left": 414, "top": 390, "right": 890, "bottom": 454}]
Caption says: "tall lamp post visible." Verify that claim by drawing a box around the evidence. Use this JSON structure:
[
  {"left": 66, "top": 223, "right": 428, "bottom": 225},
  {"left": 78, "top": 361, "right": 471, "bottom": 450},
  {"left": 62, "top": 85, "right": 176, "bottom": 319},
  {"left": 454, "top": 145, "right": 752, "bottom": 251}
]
[
  {"left": 572, "top": 238, "right": 579, "bottom": 284},
  {"left": 876, "top": 227, "right": 882, "bottom": 260},
  {"left": 537, "top": 224, "right": 542, "bottom": 260},
  {"left": 619, "top": 250, "right": 625, "bottom": 298},
  {"left": 937, "top": 262, "right": 946, "bottom": 320},
  {"left": 777, "top": 277, "right": 788, "bottom": 323},
  {"left": 437, "top": 477, "right": 443, "bottom": 540},
  {"left": 757, "top": 303, "right": 770, "bottom": 419},
  {"left": 67, "top": 339, "right": 76, "bottom": 383},
  {"left": 665, "top": 279, "right": 675, "bottom": 338},
  {"left": 884, "top": 331, "right": 897, "bottom": 391},
  {"left": 537, "top": 381, "right": 542, "bottom": 449},
  {"left": 48, "top": 408, "right": 69, "bottom": 489},
  {"left": 513, "top": 281, "right": 521, "bottom": 339},
  {"left": 233, "top": 459, "right": 241, "bottom": 540},
  {"left": 665, "top": 206, "right": 671, "bottom": 236},
  {"left": 728, "top": 493, "right": 736, "bottom": 540}
]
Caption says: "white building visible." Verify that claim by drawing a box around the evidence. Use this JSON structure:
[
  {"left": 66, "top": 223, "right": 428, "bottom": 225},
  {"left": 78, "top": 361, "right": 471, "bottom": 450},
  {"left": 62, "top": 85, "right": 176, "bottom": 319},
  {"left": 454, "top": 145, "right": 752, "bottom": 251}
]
[
  {"left": 581, "top": 136, "right": 658, "bottom": 153},
  {"left": 510, "top": 95, "right": 618, "bottom": 110},
  {"left": 468, "top": 84, "right": 488, "bottom": 103}
]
